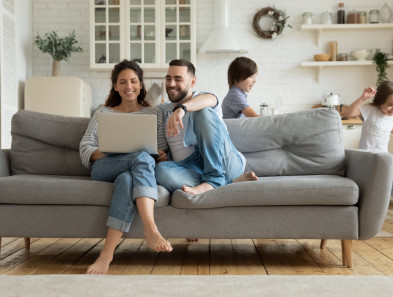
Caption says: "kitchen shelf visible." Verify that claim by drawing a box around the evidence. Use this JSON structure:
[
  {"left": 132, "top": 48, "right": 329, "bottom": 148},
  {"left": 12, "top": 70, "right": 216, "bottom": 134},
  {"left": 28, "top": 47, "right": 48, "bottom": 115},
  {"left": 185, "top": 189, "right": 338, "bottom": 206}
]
[
  {"left": 300, "top": 23, "right": 393, "bottom": 82},
  {"left": 300, "top": 60, "right": 393, "bottom": 82},
  {"left": 300, "top": 23, "right": 393, "bottom": 45}
]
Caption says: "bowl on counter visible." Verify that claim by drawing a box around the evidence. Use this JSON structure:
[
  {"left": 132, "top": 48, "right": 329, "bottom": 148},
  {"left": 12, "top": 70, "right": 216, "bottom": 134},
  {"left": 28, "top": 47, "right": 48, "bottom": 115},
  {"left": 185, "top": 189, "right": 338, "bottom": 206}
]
[
  {"left": 313, "top": 54, "right": 331, "bottom": 61},
  {"left": 351, "top": 49, "right": 371, "bottom": 61}
]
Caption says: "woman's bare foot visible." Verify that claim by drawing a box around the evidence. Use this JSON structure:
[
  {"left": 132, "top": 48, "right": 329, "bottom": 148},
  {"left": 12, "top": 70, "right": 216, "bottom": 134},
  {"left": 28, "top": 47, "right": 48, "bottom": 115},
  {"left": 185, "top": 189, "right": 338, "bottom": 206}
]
[
  {"left": 182, "top": 183, "right": 214, "bottom": 195},
  {"left": 145, "top": 228, "right": 173, "bottom": 252},
  {"left": 233, "top": 171, "right": 258, "bottom": 183},
  {"left": 86, "top": 253, "right": 113, "bottom": 274}
]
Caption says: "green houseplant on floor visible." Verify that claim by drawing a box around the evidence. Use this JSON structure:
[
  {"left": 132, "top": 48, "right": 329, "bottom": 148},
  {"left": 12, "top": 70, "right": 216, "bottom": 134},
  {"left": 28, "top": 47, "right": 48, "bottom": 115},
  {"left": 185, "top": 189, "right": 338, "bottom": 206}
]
[{"left": 34, "top": 30, "right": 83, "bottom": 76}]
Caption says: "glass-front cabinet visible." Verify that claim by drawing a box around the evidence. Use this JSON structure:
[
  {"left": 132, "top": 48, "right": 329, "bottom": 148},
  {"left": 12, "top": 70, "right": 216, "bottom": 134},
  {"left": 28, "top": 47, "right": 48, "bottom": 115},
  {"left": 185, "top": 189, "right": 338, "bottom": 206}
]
[{"left": 90, "top": 0, "right": 195, "bottom": 70}]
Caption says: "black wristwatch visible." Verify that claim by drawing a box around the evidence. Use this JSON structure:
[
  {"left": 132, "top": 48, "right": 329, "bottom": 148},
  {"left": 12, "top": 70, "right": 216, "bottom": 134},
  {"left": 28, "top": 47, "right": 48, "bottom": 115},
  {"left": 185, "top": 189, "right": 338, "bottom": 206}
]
[{"left": 172, "top": 104, "right": 187, "bottom": 114}]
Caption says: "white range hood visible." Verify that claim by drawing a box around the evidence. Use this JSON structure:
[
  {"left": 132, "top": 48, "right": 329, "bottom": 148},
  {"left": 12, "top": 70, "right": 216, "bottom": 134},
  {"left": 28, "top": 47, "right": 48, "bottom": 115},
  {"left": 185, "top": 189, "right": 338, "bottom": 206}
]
[{"left": 198, "top": 0, "right": 247, "bottom": 54}]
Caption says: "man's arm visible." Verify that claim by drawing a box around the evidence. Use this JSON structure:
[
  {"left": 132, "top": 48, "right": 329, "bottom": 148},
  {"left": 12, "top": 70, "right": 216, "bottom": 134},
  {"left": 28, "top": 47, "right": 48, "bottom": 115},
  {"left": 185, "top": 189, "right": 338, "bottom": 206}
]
[{"left": 167, "top": 93, "right": 218, "bottom": 137}]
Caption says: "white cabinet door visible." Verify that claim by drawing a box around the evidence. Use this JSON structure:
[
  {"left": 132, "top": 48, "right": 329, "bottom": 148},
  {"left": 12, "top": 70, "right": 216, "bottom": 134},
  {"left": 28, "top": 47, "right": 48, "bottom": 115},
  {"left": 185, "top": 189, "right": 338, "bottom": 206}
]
[
  {"left": 90, "top": 0, "right": 196, "bottom": 70},
  {"left": 342, "top": 125, "right": 361, "bottom": 149}
]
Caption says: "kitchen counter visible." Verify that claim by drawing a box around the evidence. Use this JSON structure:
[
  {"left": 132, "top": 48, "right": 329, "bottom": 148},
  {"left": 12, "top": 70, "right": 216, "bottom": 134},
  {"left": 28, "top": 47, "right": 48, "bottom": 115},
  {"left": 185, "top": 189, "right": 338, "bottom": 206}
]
[
  {"left": 311, "top": 104, "right": 362, "bottom": 126},
  {"left": 342, "top": 118, "right": 362, "bottom": 125}
]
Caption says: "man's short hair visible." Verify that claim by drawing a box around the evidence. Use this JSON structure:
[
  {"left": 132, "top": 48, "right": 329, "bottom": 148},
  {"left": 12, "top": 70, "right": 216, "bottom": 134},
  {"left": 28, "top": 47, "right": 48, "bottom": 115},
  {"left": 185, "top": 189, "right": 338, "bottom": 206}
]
[{"left": 169, "top": 59, "right": 195, "bottom": 77}]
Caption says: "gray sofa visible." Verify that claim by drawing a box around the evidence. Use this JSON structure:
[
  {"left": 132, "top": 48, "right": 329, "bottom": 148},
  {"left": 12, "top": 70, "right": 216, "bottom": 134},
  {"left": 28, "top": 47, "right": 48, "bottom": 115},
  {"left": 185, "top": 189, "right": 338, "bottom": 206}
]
[{"left": 0, "top": 108, "right": 392, "bottom": 268}]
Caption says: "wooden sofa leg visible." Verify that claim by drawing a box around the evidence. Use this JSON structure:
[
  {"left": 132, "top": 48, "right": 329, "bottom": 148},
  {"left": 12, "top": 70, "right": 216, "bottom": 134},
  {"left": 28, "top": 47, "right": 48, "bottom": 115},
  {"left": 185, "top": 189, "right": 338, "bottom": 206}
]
[
  {"left": 24, "top": 237, "right": 30, "bottom": 249},
  {"left": 341, "top": 239, "right": 352, "bottom": 268},
  {"left": 320, "top": 239, "right": 327, "bottom": 249}
]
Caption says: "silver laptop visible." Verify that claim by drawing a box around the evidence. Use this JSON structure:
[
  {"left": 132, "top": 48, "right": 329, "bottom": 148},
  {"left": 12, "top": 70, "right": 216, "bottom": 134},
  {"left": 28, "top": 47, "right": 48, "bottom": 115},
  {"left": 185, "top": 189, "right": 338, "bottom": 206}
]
[{"left": 97, "top": 112, "right": 158, "bottom": 154}]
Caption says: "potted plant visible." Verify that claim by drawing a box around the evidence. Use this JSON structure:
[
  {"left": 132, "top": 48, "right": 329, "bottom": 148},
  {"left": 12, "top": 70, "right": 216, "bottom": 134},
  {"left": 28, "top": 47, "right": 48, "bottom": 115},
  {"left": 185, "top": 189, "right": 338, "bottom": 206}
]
[
  {"left": 34, "top": 30, "right": 83, "bottom": 76},
  {"left": 372, "top": 49, "right": 390, "bottom": 87}
]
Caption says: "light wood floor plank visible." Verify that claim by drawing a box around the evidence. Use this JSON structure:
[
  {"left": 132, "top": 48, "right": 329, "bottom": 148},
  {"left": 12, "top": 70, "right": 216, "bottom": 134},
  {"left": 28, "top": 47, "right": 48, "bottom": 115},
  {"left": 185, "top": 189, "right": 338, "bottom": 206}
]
[
  {"left": 0, "top": 238, "right": 60, "bottom": 274},
  {"left": 209, "top": 239, "right": 238, "bottom": 275},
  {"left": 254, "top": 239, "right": 298, "bottom": 275},
  {"left": 232, "top": 239, "right": 267, "bottom": 275},
  {"left": 5, "top": 238, "right": 80, "bottom": 275},
  {"left": 181, "top": 239, "right": 210, "bottom": 275}
]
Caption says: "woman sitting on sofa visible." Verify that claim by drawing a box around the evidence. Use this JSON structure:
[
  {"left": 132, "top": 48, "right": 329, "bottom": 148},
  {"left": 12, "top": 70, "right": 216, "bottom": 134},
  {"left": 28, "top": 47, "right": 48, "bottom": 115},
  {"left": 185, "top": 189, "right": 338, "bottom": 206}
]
[{"left": 79, "top": 59, "right": 172, "bottom": 274}]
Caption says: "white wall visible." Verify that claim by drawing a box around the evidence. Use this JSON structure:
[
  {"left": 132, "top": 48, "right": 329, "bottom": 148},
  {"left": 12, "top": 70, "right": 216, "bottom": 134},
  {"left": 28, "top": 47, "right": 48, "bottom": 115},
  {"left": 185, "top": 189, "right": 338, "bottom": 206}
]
[
  {"left": 16, "top": 0, "right": 33, "bottom": 109},
  {"left": 31, "top": 0, "right": 393, "bottom": 113}
]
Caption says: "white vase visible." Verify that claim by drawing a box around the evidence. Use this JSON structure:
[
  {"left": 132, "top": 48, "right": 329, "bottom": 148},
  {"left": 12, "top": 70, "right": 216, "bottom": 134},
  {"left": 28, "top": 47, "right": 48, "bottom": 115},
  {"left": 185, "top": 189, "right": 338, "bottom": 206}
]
[{"left": 52, "top": 60, "right": 61, "bottom": 76}]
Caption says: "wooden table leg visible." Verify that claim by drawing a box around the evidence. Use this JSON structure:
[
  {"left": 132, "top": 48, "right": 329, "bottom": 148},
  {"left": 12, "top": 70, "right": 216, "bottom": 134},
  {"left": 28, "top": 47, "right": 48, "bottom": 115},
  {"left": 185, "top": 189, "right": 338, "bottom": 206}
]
[{"left": 320, "top": 239, "right": 327, "bottom": 249}]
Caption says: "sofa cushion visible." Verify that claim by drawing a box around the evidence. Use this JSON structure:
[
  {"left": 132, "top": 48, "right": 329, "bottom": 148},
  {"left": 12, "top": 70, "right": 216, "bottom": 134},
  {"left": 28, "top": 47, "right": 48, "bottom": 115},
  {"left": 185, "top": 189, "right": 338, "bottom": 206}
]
[
  {"left": 11, "top": 110, "right": 90, "bottom": 176},
  {"left": 224, "top": 108, "right": 345, "bottom": 176},
  {"left": 171, "top": 175, "right": 359, "bottom": 209},
  {"left": 0, "top": 174, "right": 170, "bottom": 208}
]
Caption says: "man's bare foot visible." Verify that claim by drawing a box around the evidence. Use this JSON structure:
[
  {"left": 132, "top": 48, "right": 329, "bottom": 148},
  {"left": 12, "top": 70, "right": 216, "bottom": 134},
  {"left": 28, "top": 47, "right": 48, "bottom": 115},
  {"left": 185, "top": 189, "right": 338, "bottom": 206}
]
[
  {"left": 182, "top": 183, "right": 214, "bottom": 195},
  {"left": 233, "top": 171, "right": 258, "bottom": 183},
  {"left": 86, "top": 253, "right": 113, "bottom": 274},
  {"left": 145, "top": 228, "right": 173, "bottom": 252},
  {"left": 186, "top": 238, "right": 198, "bottom": 242}
]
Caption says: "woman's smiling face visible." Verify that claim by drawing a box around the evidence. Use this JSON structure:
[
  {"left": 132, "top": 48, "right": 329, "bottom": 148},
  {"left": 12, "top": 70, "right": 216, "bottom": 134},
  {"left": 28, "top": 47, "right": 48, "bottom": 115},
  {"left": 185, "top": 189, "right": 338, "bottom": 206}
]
[{"left": 114, "top": 68, "right": 142, "bottom": 103}]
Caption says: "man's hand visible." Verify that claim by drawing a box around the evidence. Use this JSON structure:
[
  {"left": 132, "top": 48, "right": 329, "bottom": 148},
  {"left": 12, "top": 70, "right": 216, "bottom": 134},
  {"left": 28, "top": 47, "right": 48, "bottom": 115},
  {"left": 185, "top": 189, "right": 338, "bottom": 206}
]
[
  {"left": 167, "top": 108, "right": 185, "bottom": 137},
  {"left": 157, "top": 150, "right": 168, "bottom": 162}
]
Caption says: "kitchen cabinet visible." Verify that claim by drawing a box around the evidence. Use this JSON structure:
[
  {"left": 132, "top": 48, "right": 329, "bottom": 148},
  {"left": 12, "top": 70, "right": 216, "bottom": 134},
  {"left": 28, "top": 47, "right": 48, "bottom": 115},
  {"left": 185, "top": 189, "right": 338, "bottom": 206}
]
[
  {"left": 342, "top": 124, "right": 361, "bottom": 149},
  {"left": 89, "top": 0, "right": 196, "bottom": 70},
  {"left": 299, "top": 23, "right": 393, "bottom": 82}
]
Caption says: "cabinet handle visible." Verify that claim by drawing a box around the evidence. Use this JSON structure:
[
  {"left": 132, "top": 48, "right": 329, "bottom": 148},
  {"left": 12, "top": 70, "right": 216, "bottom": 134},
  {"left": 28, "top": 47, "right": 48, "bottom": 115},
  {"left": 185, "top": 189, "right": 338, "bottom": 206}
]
[{"left": 346, "top": 125, "right": 355, "bottom": 129}]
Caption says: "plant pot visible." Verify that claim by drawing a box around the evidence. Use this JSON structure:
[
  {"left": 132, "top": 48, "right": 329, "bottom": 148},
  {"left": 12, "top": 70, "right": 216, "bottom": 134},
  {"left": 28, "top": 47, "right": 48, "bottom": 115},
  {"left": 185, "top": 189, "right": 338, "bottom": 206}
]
[{"left": 52, "top": 60, "right": 61, "bottom": 76}]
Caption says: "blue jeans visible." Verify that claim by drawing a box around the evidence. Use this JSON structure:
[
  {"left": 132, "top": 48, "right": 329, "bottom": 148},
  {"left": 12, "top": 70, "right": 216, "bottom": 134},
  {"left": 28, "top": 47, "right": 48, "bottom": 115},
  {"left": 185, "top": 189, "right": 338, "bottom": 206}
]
[
  {"left": 155, "top": 108, "right": 245, "bottom": 193},
  {"left": 91, "top": 151, "right": 157, "bottom": 232}
]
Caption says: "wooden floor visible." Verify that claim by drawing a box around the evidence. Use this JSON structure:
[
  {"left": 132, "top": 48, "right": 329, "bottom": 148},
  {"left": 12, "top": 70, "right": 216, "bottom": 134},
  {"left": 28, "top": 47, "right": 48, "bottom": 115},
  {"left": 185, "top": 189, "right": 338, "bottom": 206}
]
[{"left": 2, "top": 207, "right": 393, "bottom": 276}]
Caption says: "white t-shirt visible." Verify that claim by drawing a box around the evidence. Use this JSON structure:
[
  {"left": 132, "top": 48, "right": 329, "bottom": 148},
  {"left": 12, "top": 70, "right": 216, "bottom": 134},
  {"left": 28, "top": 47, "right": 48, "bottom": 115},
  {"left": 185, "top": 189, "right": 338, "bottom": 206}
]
[{"left": 359, "top": 104, "right": 393, "bottom": 153}]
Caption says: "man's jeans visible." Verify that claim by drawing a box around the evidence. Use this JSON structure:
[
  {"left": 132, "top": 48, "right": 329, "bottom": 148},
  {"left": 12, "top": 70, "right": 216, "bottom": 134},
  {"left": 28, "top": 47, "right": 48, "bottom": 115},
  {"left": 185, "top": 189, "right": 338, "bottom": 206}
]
[
  {"left": 155, "top": 108, "right": 245, "bottom": 193},
  {"left": 91, "top": 151, "right": 157, "bottom": 232}
]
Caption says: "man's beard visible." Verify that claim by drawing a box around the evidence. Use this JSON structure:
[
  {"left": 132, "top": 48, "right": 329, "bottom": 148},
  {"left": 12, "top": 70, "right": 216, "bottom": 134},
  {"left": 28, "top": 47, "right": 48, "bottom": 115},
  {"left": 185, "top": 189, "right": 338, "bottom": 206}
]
[{"left": 167, "top": 87, "right": 188, "bottom": 103}]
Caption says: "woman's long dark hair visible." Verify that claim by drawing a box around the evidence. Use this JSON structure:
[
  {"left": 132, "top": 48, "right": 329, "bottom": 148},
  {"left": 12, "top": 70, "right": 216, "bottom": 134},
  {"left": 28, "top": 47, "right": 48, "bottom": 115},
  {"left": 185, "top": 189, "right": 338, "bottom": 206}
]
[{"left": 105, "top": 59, "right": 149, "bottom": 107}]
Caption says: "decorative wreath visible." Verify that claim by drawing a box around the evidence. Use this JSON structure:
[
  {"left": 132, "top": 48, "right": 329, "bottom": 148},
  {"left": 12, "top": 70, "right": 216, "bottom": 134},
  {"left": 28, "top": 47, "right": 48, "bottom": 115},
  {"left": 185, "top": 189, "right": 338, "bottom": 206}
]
[{"left": 252, "top": 7, "right": 292, "bottom": 40}]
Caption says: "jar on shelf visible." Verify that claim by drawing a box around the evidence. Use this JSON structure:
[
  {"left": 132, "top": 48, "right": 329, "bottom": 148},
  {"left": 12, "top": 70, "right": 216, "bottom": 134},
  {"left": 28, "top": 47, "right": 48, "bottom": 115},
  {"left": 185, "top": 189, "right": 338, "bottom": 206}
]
[
  {"left": 369, "top": 9, "right": 380, "bottom": 23},
  {"left": 337, "top": 3, "right": 345, "bottom": 24},
  {"left": 347, "top": 10, "right": 359, "bottom": 23},
  {"left": 320, "top": 11, "right": 333, "bottom": 24},
  {"left": 380, "top": 3, "right": 393, "bottom": 23},
  {"left": 337, "top": 53, "right": 348, "bottom": 61},
  {"left": 302, "top": 12, "right": 313, "bottom": 25},
  {"left": 359, "top": 11, "right": 367, "bottom": 23}
]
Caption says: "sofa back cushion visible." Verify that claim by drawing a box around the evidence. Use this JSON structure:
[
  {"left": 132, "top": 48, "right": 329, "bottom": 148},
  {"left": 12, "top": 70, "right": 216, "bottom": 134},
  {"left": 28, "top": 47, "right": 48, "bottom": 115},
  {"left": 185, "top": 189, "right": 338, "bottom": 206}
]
[
  {"left": 11, "top": 110, "right": 90, "bottom": 176},
  {"left": 224, "top": 108, "right": 345, "bottom": 176}
]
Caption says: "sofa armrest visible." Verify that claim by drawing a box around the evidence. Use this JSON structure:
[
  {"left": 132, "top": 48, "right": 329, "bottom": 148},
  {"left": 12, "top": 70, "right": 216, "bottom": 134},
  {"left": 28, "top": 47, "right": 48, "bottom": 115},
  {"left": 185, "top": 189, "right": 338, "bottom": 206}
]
[
  {"left": 345, "top": 149, "right": 393, "bottom": 240},
  {"left": 0, "top": 149, "right": 11, "bottom": 177}
]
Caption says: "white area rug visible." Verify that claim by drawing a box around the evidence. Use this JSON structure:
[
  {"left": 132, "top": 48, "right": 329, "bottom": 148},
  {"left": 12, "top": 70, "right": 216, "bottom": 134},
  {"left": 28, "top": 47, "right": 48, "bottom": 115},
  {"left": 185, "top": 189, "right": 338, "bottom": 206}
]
[{"left": 1, "top": 275, "right": 393, "bottom": 297}]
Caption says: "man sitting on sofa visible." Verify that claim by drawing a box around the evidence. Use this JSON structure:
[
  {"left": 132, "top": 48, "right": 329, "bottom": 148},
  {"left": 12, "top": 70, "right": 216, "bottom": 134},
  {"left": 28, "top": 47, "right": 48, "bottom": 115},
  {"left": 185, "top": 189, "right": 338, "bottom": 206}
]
[{"left": 156, "top": 59, "right": 257, "bottom": 196}]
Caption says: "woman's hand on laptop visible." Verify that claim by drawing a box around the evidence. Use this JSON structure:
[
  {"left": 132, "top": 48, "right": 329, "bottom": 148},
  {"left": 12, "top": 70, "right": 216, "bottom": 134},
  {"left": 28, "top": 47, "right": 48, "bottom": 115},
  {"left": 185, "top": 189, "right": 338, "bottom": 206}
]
[{"left": 156, "top": 150, "right": 168, "bottom": 163}]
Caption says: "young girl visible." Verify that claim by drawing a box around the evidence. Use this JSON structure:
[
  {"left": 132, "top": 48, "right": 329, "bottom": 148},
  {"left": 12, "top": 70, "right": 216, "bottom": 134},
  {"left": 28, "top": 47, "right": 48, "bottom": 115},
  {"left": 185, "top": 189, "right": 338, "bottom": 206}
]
[
  {"left": 221, "top": 57, "right": 259, "bottom": 119},
  {"left": 343, "top": 81, "right": 393, "bottom": 153}
]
